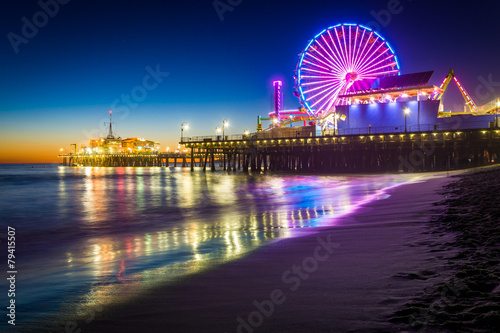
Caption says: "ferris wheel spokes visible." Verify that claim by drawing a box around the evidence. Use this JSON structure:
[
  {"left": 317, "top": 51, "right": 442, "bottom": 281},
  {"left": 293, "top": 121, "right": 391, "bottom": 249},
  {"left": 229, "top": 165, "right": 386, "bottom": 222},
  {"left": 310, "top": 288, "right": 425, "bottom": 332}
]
[{"left": 295, "top": 23, "right": 400, "bottom": 117}]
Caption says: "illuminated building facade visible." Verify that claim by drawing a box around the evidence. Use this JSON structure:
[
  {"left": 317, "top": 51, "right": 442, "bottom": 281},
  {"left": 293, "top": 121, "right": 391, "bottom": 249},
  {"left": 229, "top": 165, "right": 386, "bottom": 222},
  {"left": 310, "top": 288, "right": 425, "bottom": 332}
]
[{"left": 81, "top": 137, "right": 159, "bottom": 154}]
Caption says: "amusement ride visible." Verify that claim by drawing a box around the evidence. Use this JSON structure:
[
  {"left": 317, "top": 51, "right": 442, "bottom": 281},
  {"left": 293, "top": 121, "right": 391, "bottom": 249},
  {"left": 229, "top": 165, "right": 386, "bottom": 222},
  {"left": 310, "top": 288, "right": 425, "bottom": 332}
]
[{"left": 258, "top": 23, "right": 500, "bottom": 132}]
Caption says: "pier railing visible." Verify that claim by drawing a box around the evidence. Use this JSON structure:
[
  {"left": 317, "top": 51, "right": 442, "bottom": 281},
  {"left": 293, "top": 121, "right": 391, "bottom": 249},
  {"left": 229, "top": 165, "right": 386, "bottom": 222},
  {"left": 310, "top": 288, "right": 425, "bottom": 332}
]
[{"left": 181, "top": 134, "right": 250, "bottom": 142}]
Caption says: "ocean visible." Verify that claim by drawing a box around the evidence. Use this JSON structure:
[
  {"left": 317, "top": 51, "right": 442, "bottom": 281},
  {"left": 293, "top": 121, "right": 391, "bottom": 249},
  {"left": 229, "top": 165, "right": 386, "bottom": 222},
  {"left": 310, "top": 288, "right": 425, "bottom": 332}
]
[{"left": 0, "top": 164, "right": 424, "bottom": 330}]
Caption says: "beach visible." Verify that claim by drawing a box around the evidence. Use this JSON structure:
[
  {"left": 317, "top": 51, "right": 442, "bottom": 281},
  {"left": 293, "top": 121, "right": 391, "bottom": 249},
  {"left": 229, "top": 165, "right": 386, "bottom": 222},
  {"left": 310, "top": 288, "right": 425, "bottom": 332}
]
[
  {"left": 74, "top": 171, "right": 471, "bottom": 333},
  {"left": 392, "top": 167, "right": 500, "bottom": 332}
]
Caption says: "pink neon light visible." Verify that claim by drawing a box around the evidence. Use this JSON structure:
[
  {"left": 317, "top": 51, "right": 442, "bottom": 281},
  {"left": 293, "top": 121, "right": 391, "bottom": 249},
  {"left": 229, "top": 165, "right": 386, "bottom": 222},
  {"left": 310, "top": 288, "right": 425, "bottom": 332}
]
[{"left": 273, "top": 80, "right": 283, "bottom": 86}]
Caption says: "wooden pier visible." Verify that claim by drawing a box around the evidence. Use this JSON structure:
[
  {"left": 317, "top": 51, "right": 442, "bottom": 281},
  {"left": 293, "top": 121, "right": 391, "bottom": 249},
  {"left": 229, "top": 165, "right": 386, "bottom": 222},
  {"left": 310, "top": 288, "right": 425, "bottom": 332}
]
[
  {"left": 182, "top": 128, "right": 500, "bottom": 173},
  {"left": 59, "top": 127, "right": 500, "bottom": 173},
  {"left": 59, "top": 153, "right": 197, "bottom": 167}
]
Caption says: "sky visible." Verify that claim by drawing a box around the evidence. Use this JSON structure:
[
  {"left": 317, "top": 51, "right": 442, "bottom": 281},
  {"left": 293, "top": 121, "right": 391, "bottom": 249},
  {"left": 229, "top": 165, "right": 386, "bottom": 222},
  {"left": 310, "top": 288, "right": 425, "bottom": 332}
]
[{"left": 1, "top": 0, "right": 499, "bottom": 163}]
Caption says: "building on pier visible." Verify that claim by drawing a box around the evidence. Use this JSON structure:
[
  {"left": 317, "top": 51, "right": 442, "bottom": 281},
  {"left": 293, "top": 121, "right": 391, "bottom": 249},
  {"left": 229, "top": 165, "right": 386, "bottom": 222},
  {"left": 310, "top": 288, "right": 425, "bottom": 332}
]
[
  {"left": 84, "top": 137, "right": 159, "bottom": 154},
  {"left": 59, "top": 111, "right": 162, "bottom": 166}
]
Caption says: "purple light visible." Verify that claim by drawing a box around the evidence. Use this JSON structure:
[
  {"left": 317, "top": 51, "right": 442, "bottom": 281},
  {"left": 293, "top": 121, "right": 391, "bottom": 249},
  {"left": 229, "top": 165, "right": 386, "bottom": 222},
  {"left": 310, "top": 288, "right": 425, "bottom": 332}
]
[
  {"left": 273, "top": 80, "right": 283, "bottom": 122},
  {"left": 295, "top": 23, "right": 400, "bottom": 116}
]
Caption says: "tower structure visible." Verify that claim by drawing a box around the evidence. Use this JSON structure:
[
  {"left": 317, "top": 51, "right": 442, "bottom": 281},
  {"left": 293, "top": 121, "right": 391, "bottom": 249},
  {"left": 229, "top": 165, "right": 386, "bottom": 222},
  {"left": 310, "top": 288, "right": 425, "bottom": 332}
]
[
  {"left": 273, "top": 80, "right": 283, "bottom": 125},
  {"left": 107, "top": 110, "right": 115, "bottom": 139}
]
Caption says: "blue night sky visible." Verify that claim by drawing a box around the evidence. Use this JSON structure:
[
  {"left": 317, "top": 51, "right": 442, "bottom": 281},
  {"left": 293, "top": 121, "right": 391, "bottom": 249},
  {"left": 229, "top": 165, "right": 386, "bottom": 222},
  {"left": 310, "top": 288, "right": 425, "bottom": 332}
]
[{"left": 1, "top": 0, "right": 499, "bottom": 162}]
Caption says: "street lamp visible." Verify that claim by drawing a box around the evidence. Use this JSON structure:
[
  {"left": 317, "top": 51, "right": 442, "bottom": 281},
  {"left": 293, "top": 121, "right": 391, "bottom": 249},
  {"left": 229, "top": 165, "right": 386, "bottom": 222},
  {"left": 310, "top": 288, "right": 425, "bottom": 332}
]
[
  {"left": 215, "top": 126, "right": 221, "bottom": 140},
  {"left": 496, "top": 98, "right": 500, "bottom": 128},
  {"left": 222, "top": 119, "right": 229, "bottom": 140},
  {"left": 244, "top": 129, "right": 249, "bottom": 137},
  {"left": 181, "top": 122, "right": 188, "bottom": 142},
  {"left": 334, "top": 114, "right": 340, "bottom": 136},
  {"left": 404, "top": 107, "right": 410, "bottom": 133}
]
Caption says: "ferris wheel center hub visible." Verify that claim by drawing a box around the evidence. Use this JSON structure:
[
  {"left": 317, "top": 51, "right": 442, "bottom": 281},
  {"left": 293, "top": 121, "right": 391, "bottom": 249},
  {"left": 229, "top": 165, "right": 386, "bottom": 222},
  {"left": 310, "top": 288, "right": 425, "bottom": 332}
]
[{"left": 345, "top": 72, "right": 358, "bottom": 82}]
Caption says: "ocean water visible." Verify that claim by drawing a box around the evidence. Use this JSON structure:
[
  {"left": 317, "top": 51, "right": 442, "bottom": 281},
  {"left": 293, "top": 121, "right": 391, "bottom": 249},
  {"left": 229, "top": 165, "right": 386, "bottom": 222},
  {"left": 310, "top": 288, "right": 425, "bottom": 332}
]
[{"left": 0, "top": 164, "right": 424, "bottom": 330}]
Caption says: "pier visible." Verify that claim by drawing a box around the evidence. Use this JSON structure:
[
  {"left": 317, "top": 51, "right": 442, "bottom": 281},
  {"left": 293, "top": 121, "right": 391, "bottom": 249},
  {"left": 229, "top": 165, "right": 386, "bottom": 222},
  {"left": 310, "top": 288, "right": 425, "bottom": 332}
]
[
  {"left": 59, "top": 125, "right": 500, "bottom": 173},
  {"left": 59, "top": 153, "right": 192, "bottom": 167},
  {"left": 181, "top": 125, "right": 500, "bottom": 173}
]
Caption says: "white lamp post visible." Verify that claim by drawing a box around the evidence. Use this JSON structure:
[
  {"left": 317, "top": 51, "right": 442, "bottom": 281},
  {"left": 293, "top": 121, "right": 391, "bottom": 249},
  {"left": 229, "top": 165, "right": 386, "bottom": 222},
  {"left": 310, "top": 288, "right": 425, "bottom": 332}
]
[
  {"left": 222, "top": 119, "right": 229, "bottom": 140},
  {"left": 181, "top": 122, "right": 188, "bottom": 142},
  {"left": 404, "top": 107, "right": 410, "bottom": 133}
]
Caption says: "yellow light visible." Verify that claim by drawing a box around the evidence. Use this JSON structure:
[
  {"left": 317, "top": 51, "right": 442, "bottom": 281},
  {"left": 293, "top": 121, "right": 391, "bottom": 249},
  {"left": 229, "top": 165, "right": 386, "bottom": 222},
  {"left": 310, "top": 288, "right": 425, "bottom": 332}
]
[{"left": 360, "top": 136, "right": 364, "bottom": 139}]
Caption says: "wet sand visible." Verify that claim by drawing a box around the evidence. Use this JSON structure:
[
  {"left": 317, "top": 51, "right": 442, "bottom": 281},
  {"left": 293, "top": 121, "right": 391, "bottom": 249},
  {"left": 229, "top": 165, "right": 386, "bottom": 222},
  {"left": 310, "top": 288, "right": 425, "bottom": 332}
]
[
  {"left": 392, "top": 167, "right": 500, "bottom": 332},
  {"left": 63, "top": 171, "right": 469, "bottom": 333}
]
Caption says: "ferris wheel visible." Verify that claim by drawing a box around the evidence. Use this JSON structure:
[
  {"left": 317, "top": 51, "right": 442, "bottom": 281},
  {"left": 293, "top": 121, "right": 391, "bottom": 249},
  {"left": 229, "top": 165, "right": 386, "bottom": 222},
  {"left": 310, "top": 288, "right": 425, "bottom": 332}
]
[{"left": 295, "top": 23, "right": 400, "bottom": 117}]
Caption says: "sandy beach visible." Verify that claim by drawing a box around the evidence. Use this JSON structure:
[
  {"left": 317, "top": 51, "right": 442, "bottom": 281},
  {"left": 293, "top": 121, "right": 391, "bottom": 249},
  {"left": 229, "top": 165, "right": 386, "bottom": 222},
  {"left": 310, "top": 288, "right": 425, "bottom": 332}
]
[
  {"left": 392, "top": 167, "right": 500, "bottom": 332},
  {"left": 59, "top": 170, "right": 477, "bottom": 333}
]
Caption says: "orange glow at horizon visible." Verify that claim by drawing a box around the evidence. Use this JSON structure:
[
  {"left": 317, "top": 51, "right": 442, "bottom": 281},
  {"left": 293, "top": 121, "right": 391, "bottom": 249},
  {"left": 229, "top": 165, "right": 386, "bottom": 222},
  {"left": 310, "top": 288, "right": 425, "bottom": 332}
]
[{"left": 0, "top": 136, "right": 180, "bottom": 164}]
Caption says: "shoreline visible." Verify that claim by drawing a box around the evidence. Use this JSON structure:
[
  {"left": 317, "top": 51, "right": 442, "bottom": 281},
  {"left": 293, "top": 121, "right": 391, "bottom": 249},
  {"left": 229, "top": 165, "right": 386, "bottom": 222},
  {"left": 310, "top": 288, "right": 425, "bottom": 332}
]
[{"left": 66, "top": 171, "right": 465, "bottom": 333}]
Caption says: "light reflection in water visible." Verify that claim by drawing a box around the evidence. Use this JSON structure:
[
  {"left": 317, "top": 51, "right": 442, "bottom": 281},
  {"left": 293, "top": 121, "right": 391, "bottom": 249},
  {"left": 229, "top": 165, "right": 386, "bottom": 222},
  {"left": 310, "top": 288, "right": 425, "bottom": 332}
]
[{"left": 51, "top": 168, "right": 425, "bottom": 317}]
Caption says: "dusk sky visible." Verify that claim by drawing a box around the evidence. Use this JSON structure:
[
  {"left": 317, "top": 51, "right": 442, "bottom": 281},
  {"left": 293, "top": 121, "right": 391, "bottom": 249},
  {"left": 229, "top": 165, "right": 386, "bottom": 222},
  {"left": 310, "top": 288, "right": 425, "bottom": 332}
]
[{"left": 1, "top": 0, "right": 499, "bottom": 163}]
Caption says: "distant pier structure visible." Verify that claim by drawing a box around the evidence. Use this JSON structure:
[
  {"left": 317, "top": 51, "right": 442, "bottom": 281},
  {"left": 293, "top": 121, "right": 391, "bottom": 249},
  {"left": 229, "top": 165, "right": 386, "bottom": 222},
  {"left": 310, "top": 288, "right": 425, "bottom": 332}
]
[
  {"left": 59, "top": 110, "right": 192, "bottom": 167},
  {"left": 60, "top": 152, "right": 192, "bottom": 167}
]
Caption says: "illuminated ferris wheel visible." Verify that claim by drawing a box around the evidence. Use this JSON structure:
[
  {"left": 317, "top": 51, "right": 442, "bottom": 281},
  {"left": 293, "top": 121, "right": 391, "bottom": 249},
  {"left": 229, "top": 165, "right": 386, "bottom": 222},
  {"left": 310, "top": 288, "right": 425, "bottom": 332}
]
[{"left": 295, "top": 23, "right": 400, "bottom": 117}]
